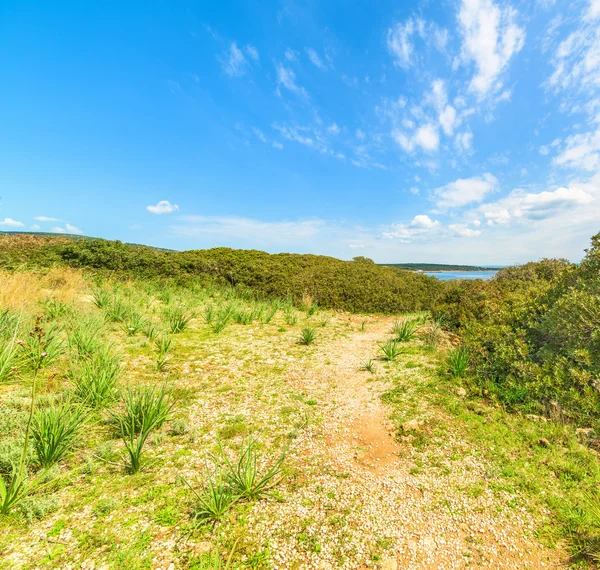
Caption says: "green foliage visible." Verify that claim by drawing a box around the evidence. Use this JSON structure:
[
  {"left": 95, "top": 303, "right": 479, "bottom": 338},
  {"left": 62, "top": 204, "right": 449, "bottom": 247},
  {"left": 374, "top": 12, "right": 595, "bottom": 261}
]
[
  {"left": 68, "top": 316, "right": 104, "bottom": 358},
  {"left": 184, "top": 469, "right": 239, "bottom": 522},
  {"left": 0, "top": 314, "right": 21, "bottom": 383},
  {"left": 298, "top": 327, "right": 315, "bottom": 345},
  {"left": 32, "top": 401, "right": 87, "bottom": 468},
  {"left": 359, "top": 359, "right": 375, "bottom": 373},
  {"left": 164, "top": 305, "right": 192, "bottom": 334},
  {"left": 114, "top": 386, "right": 174, "bottom": 474},
  {"left": 432, "top": 236, "right": 600, "bottom": 428},
  {"left": 221, "top": 437, "right": 286, "bottom": 500},
  {"left": 71, "top": 348, "right": 122, "bottom": 407},
  {"left": 391, "top": 318, "right": 419, "bottom": 342},
  {"left": 379, "top": 339, "right": 402, "bottom": 361},
  {"left": 446, "top": 346, "right": 469, "bottom": 379},
  {"left": 21, "top": 324, "right": 64, "bottom": 370}
]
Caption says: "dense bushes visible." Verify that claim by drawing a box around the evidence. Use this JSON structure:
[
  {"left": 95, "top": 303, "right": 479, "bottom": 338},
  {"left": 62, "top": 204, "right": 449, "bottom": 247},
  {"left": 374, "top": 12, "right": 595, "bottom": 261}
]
[
  {"left": 433, "top": 234, "right": 600, "bottom": 429},
  {"left": 0, "top": 235, "right": 443, "bottom": 314}
]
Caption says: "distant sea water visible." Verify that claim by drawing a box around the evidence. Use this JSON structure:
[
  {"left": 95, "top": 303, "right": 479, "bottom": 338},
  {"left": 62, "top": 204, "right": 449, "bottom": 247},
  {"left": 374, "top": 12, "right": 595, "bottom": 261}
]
[{"left": 424, "top": 270, "right": 498, "bottom": 281}]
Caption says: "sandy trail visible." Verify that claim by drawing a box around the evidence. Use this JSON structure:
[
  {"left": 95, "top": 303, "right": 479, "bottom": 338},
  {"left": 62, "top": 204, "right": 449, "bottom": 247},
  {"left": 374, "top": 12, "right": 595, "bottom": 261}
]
[{"left": 266, "top": 315, "right": 563, "bottom": 570}]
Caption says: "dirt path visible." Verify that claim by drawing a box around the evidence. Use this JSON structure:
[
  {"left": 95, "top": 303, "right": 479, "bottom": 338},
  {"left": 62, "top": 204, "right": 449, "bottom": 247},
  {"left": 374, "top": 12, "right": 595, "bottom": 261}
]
[{"left": 254, "top": 315, "right": 564, "bottom": 569}]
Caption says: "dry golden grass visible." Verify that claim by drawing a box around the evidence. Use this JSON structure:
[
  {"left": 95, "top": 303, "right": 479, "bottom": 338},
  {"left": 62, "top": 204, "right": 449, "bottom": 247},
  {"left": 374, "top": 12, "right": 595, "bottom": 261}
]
[{"left": 0, "top": 267, "right": 87, "bottom": 310}]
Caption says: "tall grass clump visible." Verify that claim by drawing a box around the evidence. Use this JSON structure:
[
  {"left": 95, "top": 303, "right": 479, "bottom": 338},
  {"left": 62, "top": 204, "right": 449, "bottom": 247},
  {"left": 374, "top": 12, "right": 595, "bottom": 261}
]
[
  {"left": 0, "top": 314, "right": 21, "bottom": 383},
  {"left": 72, "top": 347, "right": 122, "bottom": 407},
  {"left": 184, "top": 468, "right": 238, "bottom": 522},
  {"left": 114, "top": 385, "right": 174, "bottom": 474},
  {"left": 164, "top": 305, "right": 192, "bottom": 334},
  {"left": 221, "top": 437, "right": 286, "bottom": 500},
  {"left": 299, "top": 326, "right": 316, "bottom": 345},
  {"left": 379, "top": 339, "right": 402, "bottom": 361},
  {"left": 1, "top": 318, "right": 47, "bottom": 514},
  {"left": 21, "top": 324, "right": 64, "bottom": 370},
  {"left": 391, "top": 318, "right": 419, "bottom": 342},
  {"left": 43, "top": 298, "right": 71, "bottom": 320},
  {"left": 32, "top": 401, "right": 87, "bottom": 468},
  {"left": 68, "top": 316, "right": 104, "bottom": 359},
  {"left": 447, "top": 346, "right": 469, "bottom": 378}
]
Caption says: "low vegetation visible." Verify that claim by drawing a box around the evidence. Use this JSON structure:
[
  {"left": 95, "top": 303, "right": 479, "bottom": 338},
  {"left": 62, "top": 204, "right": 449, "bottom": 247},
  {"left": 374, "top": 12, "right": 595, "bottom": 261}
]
[{"left": 0, "top": 231, "right": 599, "bottom": 567}]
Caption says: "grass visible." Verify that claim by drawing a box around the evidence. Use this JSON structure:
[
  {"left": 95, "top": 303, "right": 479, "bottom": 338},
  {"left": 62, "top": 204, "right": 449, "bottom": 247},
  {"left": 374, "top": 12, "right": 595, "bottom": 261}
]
[
  {"left": 359, "top": 359, "right": 376, "bottom": 373},
  {"left": 446, "top": 346, "right": 469, "bottom": 378},
  {"left": 391, "top": 318, "right": 419, "bottom": 342},
  {"left": 32, "top": 401, "right": 87, "bottom": 468},
  {"left": 71, "top": 347, "right": 122, "bottom": 407},
  {"left": 379, "top": 339, "right": 402, "bottom": 361},
  {"left": 298, "top": 326, "right": 316, "bottom": 345}
]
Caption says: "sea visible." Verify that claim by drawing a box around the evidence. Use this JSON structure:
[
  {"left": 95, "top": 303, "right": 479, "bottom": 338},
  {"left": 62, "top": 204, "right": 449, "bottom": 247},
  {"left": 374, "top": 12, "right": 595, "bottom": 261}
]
[{"left": 424, "top": 270, "right": 498, "bottom": 281}]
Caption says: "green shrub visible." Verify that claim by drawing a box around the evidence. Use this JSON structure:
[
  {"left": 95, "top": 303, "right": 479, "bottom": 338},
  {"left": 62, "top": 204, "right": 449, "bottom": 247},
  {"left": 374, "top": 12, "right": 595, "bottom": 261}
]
[
  {"left": 72, "top": 348, "right": 121, "bottom": 407},
  {"left": 379, "top": 339, "right": 402, "bottom": 361},
  {"left": 446, "top": 346, "right": 469, "bottom": 379},
  {"left": 298, "top": 327, "right": 315, "bottom": 345},
  {"left": 32, "top": 401, "right": 87, "bottom": 468}
]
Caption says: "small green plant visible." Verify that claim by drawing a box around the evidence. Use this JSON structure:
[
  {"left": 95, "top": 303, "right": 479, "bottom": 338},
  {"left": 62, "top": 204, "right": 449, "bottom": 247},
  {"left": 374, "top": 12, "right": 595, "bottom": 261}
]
[
  {"left": 299, "top": 327, "right": 316, "bottom": 345},
  {"left": 105, "top": 298, "right": 129, "bottom": 323},
  {"left": 114, "top": 385, "right": 174, "bottom": 473},
  {"left": 211, "top": 312, "right": 230, "bottom": 333},
  {"left": 92, "top": 289, "right": 111, "bottom": 310},
  {"left": 32, "top": 401, "right": 87, "bottom": 468},
  {"left": 183, "top": 468, "right": 239, "bottom": 522},
  {"left": 359, "top": 359, "right": 376, "bottom": 373},
  {"left": 122, "top": 311, "right": 147, "bottom": 336},
  {"left": 424, "top": 322, "right": 441, "bottom": 352},
  {"left": 359, "top": 320, "right": 367, "bottom": 332},
  {"left": 0, "top": 315, "right": 21, "bottom": 383},
  {"left": 204, "top": 304, "right": 216, "bottom": 324},
  {"left": 1, "top": 318, "right": 46, "bottom": 515},
  {"left": 43, "top": 298, "right": 71, "bottom": 320},
  {"left": 165, "top": 305, "right": 191, "bottom": 334},
  {"left": 221, "top": 437, "right": 286, "bottom": 500},
  {"left": 154, "top": 334, "right": 173, "bottom": 356},
  {"left": 284, "top": 308, "right": 298, "bottom": 326},
  {"left": 142, "top": 323, "right": 157, "bottom": 341},
  {"left": 391, "top": 318, "right": 419, "bottom": 342},
  {"left": 306, "top": 302, "right": 318, "bottom": 317},
  {"left": 72, "top": 348, "right": 122, "bottom": 407},
  {"left": 21, "top": 324, "right": 64, "bottom": 370},
  {"left": 447, "top": 346, "right": 469, "bottom": 378},
  {"left": 68, "top": 317, "right": 104, "bottom": 358},
  {"left": 379, "top": 339, "right": 402, "bottom": 361}
]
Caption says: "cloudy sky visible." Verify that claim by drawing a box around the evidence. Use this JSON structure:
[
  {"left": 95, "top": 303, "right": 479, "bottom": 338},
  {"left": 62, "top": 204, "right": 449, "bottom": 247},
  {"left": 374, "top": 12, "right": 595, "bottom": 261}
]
[{"left": 1, "top": 0, "right": 599, "bottom": 263}]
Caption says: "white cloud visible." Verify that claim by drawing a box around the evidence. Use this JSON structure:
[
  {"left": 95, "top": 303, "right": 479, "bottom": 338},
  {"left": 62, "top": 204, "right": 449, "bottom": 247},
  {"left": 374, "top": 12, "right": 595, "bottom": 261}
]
[
  {"left": 455, "top": 131, "right": 473, "bottom": 153},
  {"left": 221, "top": 42, "right": 247, "bottom": 77},
  {"left": 554, "top": 126, "right": 600, "bottom": 171},
  {"left": 588, "top": 0, "right": 600, "bottom": 20},
  {"left": 252, "top": 127, "right": 268, "bottom": 143},
  {"left": 284, "top": 48, "right": 298, "bottom": 61},
  {"left": 174, "top": 215, "right": 324, "bottom": 244},
  {"left": 34, "top": 216, "right": 62, "bottom": 222},
  {"left": 147, "top": 200, "right": 179, "bottom": 215},
  {"left": 411, "top": 214, "right": 440, "bottom": 229},
  {"left": 306, "top": 48, "right": 326, "bottom": 70},
  {"left": 65, "top": 223, "right": 83, "bottom": 235},
  {"left": 245, "top": 45, "right": 259, "bottom": 61},
  {"left": 328, "top": 123, "right": 341, "bottom": 135},
  {"left": 0, "top": 218, "right": 24, "bottom": 227},
  {"left": 272, "top": 124, "right": 316, "bottom": 148},
  {"left": 356, "top": 129, "right": 365, "bottom": 140},
  {"left": 433, "top": 173, "right": 499, "bottom": 209},
  {"left": 381, "top": 214, "right": 441, "bottom": 241},
  {"left": 275, "top": 64, "right": 308, "bottom": 98},
  {"left": 272, "top": 141, "right": 284, "bottom": 150},
  {"left": 51, "top": 227, "right": 67, "bottom": 234},
  {"left": 458, "top": 0, "right": 525, "bottom": 97},
  {"left": 31, "top": 224, "right": 41, "bottom": 231},
  {"left": 480, "top": 183, "right": 595, "bottom": 226},
  {"left": 387, "top": 19, "right": 415, "bottom": 68},
  {"left": 393, "top": 123, "right": 440, "bottom": 153},
  {"left": 449, "top": 223, "right": 482, "bottom": 237},
  {"left": 439, "top": 104, "right": 458, "bottom": 135}
]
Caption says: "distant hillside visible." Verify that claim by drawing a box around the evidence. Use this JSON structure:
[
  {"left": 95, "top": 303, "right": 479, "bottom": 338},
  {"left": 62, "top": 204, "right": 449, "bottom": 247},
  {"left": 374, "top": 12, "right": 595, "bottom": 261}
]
[
  {"left": 382, "top": 263, "right": 501, "bottom": 272},
  {"left": 0, "top": 233, "right": 444, "bottom": 314}
]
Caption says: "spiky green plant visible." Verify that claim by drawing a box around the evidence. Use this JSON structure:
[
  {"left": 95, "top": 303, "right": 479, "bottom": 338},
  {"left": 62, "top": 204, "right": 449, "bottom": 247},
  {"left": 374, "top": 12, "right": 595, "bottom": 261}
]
[
  {"left": 299, "top": 327, "right": 315, "bottom": 345},
  {"left": 68, "top": 316, "right": 104, "bottom": 358},
  {"left": 165, "top": 305, "right": 191, "bottom": 334},
  {"left": 154, "top": 334, "right": 173, "bottom": 356},
  {"left": 204, "top": 304, "right": 216, "bottom": 324},
  {"left": 0, "top": 315, "right": 21, "bottom": 383},
  {"left": 447, "top": 346, "right": 469, "bottom": 378},
  {"left": 92, "top": 289, "right": 111, "bottom": 310},
  {"left": 105, "top": 298, "right": 129, "bottom": 323},
  {"left": 221, "top": 437, "right": 286, "bottom": 500},
  {"left": 379, "top": 339, "right": 402, "bottom": 361},
  {"left": 183, "top": 469, "right": 239, "bottom": 522},
  {"left": 21, "top": 324, "right": 64, "bottom": 370},
  {"left": 43, "top": 298, "right": 71, "bottom": 320},
  {"left": 114, "top": 385, "right": 174, "bottom": 473},
  {"left": 391, "top": 318, "right": 419, "bottom": 342},
  {"left": 32, "top": 401, "right": 87, "bottom": 468},
  {"left": 359, "top": 359, "right": 376, "bottom": 373},
  {"left": 122, "top": 311, "right": 147, "bottom": 336},
  {"left": 72, "top": 348, "right": 122, "bottom": 407},
  {"left": 1, "top": 318, "right": 46, "bottom": 514},
  {"left": 284, "top": 308, "right": 297, "bottom": 326}
]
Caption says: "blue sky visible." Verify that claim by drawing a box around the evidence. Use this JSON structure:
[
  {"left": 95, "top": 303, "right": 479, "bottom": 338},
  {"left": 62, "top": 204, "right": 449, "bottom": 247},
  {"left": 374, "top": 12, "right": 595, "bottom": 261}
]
[{"left": 1, "top": 0, "right": 599, "bottom": 264}]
